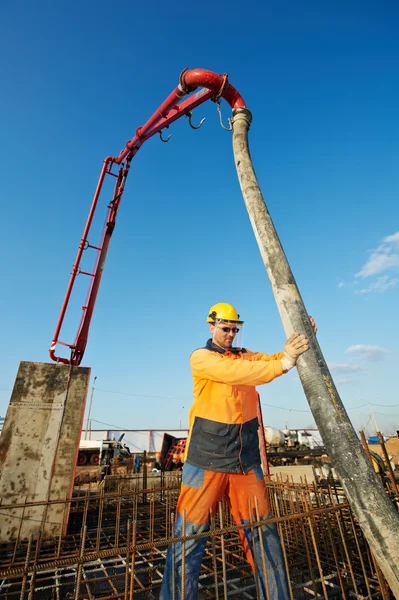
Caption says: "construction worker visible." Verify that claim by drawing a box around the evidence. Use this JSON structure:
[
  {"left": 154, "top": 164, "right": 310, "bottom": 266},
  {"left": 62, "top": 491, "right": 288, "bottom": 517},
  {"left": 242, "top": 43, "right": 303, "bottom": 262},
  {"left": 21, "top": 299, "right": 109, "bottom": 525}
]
[
  {"left": 154, "top": 452, "right": 162, "bottom": 471},
  {"left": 160, "top": 303, "right": 315, "bottom": 600},
  {"left": 134, "top": 453, "right": 141, "bottom": 474}
]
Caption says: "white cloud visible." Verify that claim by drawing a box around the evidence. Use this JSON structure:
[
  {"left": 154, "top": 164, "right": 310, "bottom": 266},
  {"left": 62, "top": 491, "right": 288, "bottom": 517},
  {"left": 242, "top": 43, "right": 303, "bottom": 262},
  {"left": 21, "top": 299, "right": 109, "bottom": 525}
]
[
  {"left": 337, "top": 281, "right": 345, "bottom": 288},
  {"left": 346, "top": 344, "right": 389, "bottom": 360},
  {"left": 356, "top": 253, "right": 399, "bottom": 278},
  {"left": 383, "top": 231, "right": 399, "bottom": 246},
  {"left": 337, "top": 377, "right": 353, "bottom": 385},
  {"left": 356, "top": 231, "right": 399, "bottom": 279},
  {"left": 329, "top": 363, "right": 362, "bottom": 374},
  {"left": 355, "top": 275, "right": 399, "bottom": 294}
]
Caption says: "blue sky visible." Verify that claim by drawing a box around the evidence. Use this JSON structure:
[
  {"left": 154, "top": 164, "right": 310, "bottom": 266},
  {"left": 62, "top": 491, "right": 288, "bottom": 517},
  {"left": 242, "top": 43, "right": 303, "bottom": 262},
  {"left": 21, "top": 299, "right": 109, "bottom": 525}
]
[{"left": 1, "top": 1, "right": 399, "bottom": 436}]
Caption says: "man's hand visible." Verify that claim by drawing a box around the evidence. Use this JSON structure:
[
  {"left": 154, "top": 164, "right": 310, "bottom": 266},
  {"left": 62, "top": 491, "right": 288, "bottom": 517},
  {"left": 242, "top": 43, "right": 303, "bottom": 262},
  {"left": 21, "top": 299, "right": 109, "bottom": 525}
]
[
  {"left": 281, "top": 333, "right": 309, "bottom": 371},
  {"left": 309, "top": 316, "right": 318, "bottom": 333}
]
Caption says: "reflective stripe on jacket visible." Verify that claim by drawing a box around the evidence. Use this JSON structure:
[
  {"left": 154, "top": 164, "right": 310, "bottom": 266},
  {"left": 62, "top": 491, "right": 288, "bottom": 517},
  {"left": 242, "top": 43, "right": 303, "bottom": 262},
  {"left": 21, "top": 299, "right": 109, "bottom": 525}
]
[{"left": 185, "top": 339, "right": 284, "bottom": 473}]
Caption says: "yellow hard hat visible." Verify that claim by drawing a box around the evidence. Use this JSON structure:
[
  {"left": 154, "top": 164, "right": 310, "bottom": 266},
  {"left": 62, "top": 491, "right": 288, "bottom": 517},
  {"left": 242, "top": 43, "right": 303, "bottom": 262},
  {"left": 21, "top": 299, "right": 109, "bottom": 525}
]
[{"left": 206, "top": 303, "right": 244, "bottom": 325}]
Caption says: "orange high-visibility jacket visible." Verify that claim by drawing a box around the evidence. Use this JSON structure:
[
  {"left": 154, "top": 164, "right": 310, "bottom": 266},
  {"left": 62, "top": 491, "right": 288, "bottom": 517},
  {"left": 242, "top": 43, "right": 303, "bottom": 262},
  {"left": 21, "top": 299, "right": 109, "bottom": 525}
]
[{"left": 185, "top": 339, "right": 285, "bottom": 473}]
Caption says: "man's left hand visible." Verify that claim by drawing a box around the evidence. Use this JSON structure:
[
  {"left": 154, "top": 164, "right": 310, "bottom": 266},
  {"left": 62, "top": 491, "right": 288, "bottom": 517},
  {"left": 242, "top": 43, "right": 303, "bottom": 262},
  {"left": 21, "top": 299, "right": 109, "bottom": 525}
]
[{"left": 309, "top": 316, "right": 318, "bottom": 334}]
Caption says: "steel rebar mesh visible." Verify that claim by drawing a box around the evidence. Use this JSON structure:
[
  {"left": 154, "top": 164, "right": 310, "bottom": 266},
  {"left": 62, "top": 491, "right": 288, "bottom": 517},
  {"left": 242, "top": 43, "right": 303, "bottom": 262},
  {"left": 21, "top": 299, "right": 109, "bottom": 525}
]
[{"left": 0, "top": 472, "right": 392, "bottom": 599}]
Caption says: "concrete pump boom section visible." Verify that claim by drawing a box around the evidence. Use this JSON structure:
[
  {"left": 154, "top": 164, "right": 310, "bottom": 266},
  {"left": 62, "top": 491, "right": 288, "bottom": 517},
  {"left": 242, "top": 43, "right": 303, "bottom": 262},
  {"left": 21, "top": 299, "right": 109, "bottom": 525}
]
[
  {"left": 49, "top": 68, "right": 244, "bottom": 367},
  {"left": 49, "top": 67, "right": 399, "bottom": 595}
]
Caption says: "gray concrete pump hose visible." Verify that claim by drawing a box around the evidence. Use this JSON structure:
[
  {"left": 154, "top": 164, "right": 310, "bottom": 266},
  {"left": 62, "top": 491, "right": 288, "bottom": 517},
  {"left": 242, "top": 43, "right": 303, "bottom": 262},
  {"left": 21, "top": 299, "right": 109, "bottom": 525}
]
[{"left": 231, "top": 106, "right": 399, "bottom": 597}]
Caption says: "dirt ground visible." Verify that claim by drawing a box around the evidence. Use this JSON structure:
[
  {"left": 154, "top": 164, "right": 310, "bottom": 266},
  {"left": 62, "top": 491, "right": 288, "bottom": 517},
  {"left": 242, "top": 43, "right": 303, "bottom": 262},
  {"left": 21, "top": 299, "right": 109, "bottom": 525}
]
[{"left": 368, "top": 437, "right": 399, "bottom": 469}]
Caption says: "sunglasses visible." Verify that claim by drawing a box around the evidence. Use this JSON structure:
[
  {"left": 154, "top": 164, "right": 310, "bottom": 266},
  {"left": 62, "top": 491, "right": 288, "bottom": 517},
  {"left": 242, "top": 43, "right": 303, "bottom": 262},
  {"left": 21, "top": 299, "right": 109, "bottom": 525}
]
[{"left": 218, "top": 326, "right": 240, "bottom": 334}]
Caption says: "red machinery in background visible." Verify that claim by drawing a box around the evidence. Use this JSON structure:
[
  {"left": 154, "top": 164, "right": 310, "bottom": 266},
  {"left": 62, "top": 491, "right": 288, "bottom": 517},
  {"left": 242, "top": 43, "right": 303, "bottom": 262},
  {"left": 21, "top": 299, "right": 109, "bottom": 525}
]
[{"left": 49, "top": 68, "right": 246, "bottom": 365}]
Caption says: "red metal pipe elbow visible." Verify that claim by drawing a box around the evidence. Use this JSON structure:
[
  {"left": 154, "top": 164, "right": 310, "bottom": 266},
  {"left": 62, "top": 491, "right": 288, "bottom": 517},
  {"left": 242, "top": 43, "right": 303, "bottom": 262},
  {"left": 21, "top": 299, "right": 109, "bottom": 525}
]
[
  {"left": 49, "top": 347, "right": 70, "bottom": 365},
  {"left": 181, "top": 68, "right": 246, "bottom": 109}
]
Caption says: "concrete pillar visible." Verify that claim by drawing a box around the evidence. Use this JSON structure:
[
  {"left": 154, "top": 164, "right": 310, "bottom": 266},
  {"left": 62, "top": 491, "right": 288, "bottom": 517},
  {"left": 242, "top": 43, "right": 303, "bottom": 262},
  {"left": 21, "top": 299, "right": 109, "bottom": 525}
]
[{"left": 0, "top": 361, "right": 90, "bottom": 542}]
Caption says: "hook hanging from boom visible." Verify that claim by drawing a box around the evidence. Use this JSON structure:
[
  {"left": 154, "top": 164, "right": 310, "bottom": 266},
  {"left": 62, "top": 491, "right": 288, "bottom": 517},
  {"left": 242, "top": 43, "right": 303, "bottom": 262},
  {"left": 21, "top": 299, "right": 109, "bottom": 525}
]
[
  {"left": 216, "top": 100, "right": 232, "bottom": 131},
  {"left": 159, "top": 129, "right": 172, "bottom": 143},
  {"left": 186, "top": 111, "right": 206, "bottom": 130}
]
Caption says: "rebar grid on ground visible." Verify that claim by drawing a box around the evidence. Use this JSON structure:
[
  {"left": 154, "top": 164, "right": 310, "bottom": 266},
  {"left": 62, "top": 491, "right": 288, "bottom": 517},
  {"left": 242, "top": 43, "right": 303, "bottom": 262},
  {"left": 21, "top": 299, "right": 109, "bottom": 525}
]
[{"left": 0, "top": 473, "right": 392, "bottom": 599}]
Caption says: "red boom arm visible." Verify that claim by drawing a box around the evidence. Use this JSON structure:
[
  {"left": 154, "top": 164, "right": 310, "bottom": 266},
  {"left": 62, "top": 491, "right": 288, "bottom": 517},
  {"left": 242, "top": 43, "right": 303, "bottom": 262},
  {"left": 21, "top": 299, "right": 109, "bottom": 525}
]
[{"left": 49, "top": 68, "right": 246, "bottom": 365}]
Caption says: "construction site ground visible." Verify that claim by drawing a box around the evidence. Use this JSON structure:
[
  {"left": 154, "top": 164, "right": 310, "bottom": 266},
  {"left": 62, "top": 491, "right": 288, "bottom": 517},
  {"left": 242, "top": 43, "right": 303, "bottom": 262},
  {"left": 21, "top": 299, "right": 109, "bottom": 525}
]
[{"left": 0, "top": 468, "right": 396, "bottom": 599}]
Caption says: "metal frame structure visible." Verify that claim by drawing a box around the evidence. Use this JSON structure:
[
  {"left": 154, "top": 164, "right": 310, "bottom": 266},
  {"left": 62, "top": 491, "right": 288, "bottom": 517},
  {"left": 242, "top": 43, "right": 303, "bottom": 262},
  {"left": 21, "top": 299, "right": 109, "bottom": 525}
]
[
  {"left": 49, "top": 68, "right": 245, "bottom": 365},
  {"left": 0, "top": 473, "right": 392, "bottom": 599}
]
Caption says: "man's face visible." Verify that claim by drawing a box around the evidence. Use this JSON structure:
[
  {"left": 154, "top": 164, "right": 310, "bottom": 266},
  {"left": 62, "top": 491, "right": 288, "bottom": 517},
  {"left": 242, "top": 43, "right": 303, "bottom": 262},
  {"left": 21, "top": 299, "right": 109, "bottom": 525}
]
[{"left": 210, "top": 321, "right": 239, "bottom": 350}]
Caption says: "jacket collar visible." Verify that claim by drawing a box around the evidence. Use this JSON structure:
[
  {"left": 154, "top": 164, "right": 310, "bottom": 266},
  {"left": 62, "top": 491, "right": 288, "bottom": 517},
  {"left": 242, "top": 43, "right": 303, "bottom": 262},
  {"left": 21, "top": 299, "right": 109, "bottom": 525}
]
[{"left": 205, "top": 338, "right": 246, "bottom": 355}]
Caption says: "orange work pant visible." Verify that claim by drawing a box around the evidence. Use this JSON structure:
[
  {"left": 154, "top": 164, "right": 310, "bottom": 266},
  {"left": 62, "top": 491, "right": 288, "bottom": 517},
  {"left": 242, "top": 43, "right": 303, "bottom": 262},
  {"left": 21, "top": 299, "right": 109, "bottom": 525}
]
[{"left": 160, "top": 462, "right": 289, "bottom": 600}]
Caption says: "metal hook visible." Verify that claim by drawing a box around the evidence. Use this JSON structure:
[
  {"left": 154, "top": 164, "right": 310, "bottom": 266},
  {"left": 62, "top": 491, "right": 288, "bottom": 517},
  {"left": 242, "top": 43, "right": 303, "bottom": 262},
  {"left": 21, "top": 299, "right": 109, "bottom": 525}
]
[
  {"left": 159, "top": 130, "right": 172, "bottom": 143},
  {"left": 216, "top": 101, "right": 232, "bottom": 131},
  {"left": 186, "top": 111, "right": 206, "bottom": 130}
]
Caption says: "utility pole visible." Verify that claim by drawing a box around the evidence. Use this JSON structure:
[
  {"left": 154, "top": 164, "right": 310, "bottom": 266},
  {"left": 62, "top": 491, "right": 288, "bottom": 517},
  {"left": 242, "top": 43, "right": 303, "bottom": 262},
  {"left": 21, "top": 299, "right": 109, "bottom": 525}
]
[
  {"left": 85, "top": 376, "right": 97, "bottom": 440},
  {"left": 369, "top": 401, "right": 379, "bottom": 433}
]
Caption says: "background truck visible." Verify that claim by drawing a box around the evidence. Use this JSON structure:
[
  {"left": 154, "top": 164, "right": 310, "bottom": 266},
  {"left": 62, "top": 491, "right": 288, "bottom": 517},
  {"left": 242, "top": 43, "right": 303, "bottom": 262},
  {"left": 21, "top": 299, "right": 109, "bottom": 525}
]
[{"left": 75, "top": 435, "right": 132, "bottom": 484}]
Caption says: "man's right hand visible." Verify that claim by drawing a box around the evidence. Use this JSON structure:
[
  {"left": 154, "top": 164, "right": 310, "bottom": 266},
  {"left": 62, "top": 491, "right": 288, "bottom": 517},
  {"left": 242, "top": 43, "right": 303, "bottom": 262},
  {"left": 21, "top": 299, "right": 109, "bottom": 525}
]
[{"left": 281, "top": 333, "right": 309, "bottom": 371}]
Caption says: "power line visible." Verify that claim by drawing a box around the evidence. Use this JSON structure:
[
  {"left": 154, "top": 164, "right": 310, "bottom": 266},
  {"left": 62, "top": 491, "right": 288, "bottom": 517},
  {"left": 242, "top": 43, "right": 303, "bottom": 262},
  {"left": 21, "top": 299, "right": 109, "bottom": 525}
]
[
  {"left": 91, "top": 418, "right": 137, "bottom": 430},
  {"left": 95, "top": 388, "right": 191, "bottom": 402},
  {"left": 342, "top": 403, "right": 399, "bottom": 411},
  {"left": 4, "top": 378, "right": 398, "bottom": 419},
  {"left": 95, "top": 387, "right": 398, "bottom": 414},
  {"left": 261, "top": 403, "right": 310, "bottom": 413},
  {"left": 260, "top": 400, "right": 399, "bottom": 416},
  {"left": 90, "top": 418, "right": 188, "bottom": 431}
]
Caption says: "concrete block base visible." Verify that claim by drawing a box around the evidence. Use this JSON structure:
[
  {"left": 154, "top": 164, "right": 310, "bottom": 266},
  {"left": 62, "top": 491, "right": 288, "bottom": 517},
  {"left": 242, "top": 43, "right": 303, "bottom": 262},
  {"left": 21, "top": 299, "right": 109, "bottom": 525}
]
[{"left": 0, "top": 361, "right": 90, "bottom": 542}]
